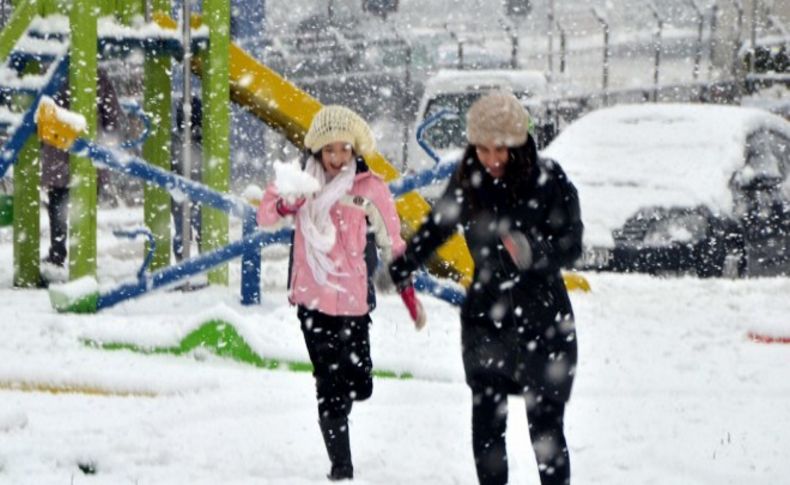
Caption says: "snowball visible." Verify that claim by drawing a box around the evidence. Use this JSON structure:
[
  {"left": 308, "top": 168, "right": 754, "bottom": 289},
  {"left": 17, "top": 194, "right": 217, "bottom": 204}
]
[{"left": 273, "top": 161, "right": 320, "bottom": 197}]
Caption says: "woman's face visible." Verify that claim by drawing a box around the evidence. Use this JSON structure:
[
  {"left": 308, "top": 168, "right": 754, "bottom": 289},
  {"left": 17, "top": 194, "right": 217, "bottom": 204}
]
[
  {"left": 320, "top": 141, "right": 355, "bottom": 178},
  {"left": 475, "top": 143, "right": 509, "bottom": 178}
]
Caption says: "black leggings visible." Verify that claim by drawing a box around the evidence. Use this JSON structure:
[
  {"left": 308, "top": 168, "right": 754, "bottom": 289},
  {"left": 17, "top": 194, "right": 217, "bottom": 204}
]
[
  {"left": 298, "top": 306, "right": 373, "bottom": 420},
  {"left": 472, "top": 381, "right": 570, "bottom": 485}
]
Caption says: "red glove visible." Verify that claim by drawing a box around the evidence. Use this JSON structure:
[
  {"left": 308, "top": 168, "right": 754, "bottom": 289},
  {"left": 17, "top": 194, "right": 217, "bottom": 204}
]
[
  {"left": 275, "top": 197, "right": 305, "bottom": 217},
  {"left": 502, "top": 231, "right": 533, "bottom": 270},
  {"left": 399, "top": 284, "right": 426, "bottom": 330}
]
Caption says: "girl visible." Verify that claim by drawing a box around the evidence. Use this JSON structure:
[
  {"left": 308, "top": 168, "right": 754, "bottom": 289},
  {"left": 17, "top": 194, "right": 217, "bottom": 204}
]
[
  {"left": 258, "top": 105, "right": 425, "bottom": 481},
  {"left": 389, "top": 91, "right": 583, "bottom": 485}
]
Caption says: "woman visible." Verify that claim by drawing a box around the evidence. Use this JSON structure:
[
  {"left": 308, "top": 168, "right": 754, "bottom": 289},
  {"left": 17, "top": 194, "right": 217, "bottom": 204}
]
[
  {"left": 389, "top": 91, "right": 582, "bottom": 485},
  {"left": 258, "top": 105, "right": 425, "bottom": 481}
]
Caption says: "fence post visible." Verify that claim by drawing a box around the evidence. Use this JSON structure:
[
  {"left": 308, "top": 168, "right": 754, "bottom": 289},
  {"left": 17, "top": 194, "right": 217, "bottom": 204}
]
[
  {"left": 557, "top": 21, "right": 567, "bottom": 74},
  {"left": 445, "top": 25, "right": 464, "bottom": 69},
  {"left": 709, "top": 1, "right": 719, "bottom": 80},
  {"left": 548, "top": 0, "right": 555, "bottom": 75},
  {"left": 686, "top": 0, "right": 704, "bottom": 82},
  {"left": 649, "top": 2, "right": 663, "bottom": 102},
  {"left": 498, "top": 17, "right": 519, "bottom": 70},
  {"left": 750, "top": 0, "right": 759, "bottom": 74},
  {"left": 592, "top": 8, "right": 610, "bottom": 106},
  {"left": 731, "top": 0, "right": 744, "bottom": 96}
]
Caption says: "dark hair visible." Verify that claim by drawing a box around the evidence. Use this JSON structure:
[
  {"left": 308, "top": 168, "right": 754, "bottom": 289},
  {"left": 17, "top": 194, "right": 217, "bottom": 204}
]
[
  {"left": 300, "top": 149, "right": 368, "bottom": 174},
  {"left": 452, "top": 135, "right": 537, "bottom": 213}
]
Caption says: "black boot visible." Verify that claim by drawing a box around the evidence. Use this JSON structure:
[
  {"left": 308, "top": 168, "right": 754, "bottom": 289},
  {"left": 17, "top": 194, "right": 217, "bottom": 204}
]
[{"left": 319, "top": 417, "right": 353, "bottom": 481}]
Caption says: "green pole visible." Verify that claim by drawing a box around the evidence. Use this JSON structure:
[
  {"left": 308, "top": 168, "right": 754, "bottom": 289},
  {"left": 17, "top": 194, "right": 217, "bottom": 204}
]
[
  {"left": 10, "top": 0, "right": 70, "bottom": 287},
  {"left": 202, "top": 0, "right": 230, "bottom": 285},
  {"left": 142, "top": 0, "right": 172, "bottom": 272},
  {"left": 68, "top": 0, "right": 98, "bottom": 281},
  {"left": 115, "top": 0, "right": 143, "bottom": 27},
  {"left": 13, "top": 137, "right": 40, "bottom": 287}
]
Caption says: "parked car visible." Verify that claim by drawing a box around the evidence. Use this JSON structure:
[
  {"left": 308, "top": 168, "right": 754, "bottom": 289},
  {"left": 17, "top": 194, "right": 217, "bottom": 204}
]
[{"left": 543, "top": 103, "right": 790, "bottom": 278}]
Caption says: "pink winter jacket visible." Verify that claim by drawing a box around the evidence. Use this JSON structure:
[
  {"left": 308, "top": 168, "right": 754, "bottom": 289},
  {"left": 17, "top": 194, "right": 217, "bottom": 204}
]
[{"left": 257, "top": 171, "right": 406, "bottom": 317}]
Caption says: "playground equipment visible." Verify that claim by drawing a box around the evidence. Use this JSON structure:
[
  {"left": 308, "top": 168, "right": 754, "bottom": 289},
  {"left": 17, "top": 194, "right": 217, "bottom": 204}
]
[
  {"left": 2, "top": 2, "right": 587, "bottom": 317},
  {"left": 0, "top": 1, "right": 475, "bottom": 298},
  {"left": 83, "top": 319, "right": 414, "bottom": 379}
]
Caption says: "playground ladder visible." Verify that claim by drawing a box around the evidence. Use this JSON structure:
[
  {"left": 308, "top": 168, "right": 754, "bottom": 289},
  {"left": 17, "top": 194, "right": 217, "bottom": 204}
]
[{"left": 0, "top": 20, "right": 68, "bottom": 178}]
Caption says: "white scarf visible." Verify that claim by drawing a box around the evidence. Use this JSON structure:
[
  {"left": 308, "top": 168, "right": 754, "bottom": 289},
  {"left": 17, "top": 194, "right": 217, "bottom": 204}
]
[{"left": 297, "top": 157, "right": 356, "bottom": 291}]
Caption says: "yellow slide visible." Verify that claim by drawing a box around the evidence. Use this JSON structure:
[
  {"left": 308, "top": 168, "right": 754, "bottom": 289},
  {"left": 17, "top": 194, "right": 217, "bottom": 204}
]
[{"left": 154, "top": 14, "right": 590, "bottom": 292}]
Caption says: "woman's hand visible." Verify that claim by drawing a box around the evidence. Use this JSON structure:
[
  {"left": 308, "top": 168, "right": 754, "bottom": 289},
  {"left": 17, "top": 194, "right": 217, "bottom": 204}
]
[{"left": 502, "top": 231, "right": 533, "bottom": 270}]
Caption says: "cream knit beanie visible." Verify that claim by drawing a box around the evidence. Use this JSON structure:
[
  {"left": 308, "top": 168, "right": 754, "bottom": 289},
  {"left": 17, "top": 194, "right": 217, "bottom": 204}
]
[
  {"left": 303, "top": 105, "right": 376, "bottom": 156},
  {"left": 466, "top": 90, "right": 530, "bottom": 147}
]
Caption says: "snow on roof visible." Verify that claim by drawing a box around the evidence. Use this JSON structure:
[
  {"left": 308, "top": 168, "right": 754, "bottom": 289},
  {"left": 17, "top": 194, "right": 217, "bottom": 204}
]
[
  {"left": 424, "top": 69, "right": 548, "bottom": 97},
  {"left": 543, "top": 103, "right": 790, "bottom": 247}
]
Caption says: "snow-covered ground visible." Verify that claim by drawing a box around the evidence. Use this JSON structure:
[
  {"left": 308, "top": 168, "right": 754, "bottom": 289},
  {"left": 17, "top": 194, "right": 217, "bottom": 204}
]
[{"left": 0, "top": 208, "right": 789, "bottom": 484}]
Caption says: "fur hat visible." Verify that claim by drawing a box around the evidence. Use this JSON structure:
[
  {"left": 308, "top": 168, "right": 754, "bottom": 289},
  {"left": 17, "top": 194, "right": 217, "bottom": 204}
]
[
  {"left": 466, "top": 90, "right": 530, "bottom": 147},
  {"left": 304, "top": 105, "right": 376, "bottom": 156}
]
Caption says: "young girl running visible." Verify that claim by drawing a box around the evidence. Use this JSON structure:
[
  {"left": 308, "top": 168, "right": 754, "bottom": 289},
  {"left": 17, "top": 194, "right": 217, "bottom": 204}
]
[{"left": 258, "top": 105, "right": 425, "bottom": 481}]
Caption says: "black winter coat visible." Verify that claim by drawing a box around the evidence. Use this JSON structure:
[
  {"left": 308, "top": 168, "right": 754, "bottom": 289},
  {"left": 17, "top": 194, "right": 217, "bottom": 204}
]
[{"left": 390, "top": 136, "right": 583, "bottom": 402}]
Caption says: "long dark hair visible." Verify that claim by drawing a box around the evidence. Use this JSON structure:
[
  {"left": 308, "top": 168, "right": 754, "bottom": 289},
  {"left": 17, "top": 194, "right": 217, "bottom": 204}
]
[{"left": 452, "top": 134, "right": 538, "bottom": 213}]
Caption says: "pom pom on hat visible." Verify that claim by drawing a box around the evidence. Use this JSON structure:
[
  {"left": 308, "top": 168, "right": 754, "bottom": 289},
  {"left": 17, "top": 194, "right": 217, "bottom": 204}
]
[
  {"left": 466, "top": 90, "right": 530, "bottom": 147},
  {"left": 304, "top": 105, "right": 376, "bottom": 156}
]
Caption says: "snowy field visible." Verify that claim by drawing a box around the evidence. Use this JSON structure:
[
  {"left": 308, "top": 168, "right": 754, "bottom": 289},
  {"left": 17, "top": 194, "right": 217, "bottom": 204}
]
[{"left": 0, "top": 209, "right": 789, "bottom": 484}]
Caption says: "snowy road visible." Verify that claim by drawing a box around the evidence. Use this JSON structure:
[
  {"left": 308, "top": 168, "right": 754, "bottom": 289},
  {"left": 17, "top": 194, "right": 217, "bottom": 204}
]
[{"left": 1, "top": 221, "right": 789, "bottom": 484}]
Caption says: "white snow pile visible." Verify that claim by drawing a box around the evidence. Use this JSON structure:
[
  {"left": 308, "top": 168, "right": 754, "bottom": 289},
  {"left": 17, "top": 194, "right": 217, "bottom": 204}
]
[
  {"left": 97, "top": 15, "right": 209, "bottom": 41},
  {"left": 273, "top": 160, "right": 320, "bottom": 197},
  {"left": 36, "top": 96, "right": 87, "bottom": 134},
  {"left": 28, "top": 15, "right": 70, "bottom": 35},
  {"left": 543, "top": 103, "right": 790, "bottom": 247},
  {"left": 51, "top": 276, "right": 98, "bottom": 301}
]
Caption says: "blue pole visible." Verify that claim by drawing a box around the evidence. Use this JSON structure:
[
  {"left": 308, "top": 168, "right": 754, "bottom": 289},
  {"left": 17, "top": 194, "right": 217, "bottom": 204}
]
[
  {"left": 389, "top": 158, "right": 459, "bottom": 198},
  {"left": 97, "top": 227, "right": 291, "bottom": 310},
  {"left": 415, "top": 109, "right": 458, "bottom": 165},
  {"left": 241, "top": 210, "right": 261, "bottom": 305},
  {"left": 70, "top": 136, "right": 263, "bottom": 305},
  {"left": 71, "top": 138, "right": 255, "bottom": 221}
]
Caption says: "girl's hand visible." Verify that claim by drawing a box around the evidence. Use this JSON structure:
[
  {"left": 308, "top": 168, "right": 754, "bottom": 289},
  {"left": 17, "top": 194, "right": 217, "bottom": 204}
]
[
  {"left": 399, "top": 284, "right": 426, "bottom": 330},
  {"left": 275, "top": 197, "right": 306, "bottom": 217}
]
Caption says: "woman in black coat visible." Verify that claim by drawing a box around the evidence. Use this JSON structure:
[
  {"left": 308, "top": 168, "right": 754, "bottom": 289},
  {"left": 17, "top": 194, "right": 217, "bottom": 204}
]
[{"left": 389, "top": 91, "right": 583, "bottom": 485}]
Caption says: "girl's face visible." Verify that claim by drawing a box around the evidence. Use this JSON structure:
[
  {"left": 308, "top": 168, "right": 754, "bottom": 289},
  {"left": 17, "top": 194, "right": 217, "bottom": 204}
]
[
  {"left": 320, "top": 141, "right": 354, "bottom": 178},
  {"left": 475, "top": 143, "right": 509, "bottom": 178}
]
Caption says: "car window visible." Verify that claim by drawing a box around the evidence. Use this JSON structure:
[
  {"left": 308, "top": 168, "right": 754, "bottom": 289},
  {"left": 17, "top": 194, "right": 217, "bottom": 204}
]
[
  {"left": 421, "top": 90, "right": 533, "bottom": 151},
  {"left": 739, "top": 131, "right": 783, "bottom": 186},
  {"left": 769, "top": 131, "right": 790, "bottom": 200},
  {"left": 422, "top": 93, "right": 479, "bottom": 150},
  {"left": 732, "top": 130, "right": 789, "bottom": 220}
]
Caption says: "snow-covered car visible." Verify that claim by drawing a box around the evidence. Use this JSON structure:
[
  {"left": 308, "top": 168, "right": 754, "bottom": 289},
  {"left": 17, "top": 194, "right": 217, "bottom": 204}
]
[{"left": 543, "top": 103, "right": 790, "bottom": 278}]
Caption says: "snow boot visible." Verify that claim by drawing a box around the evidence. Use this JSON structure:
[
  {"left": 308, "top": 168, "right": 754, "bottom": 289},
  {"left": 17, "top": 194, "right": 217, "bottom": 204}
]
[{"left": 319, "top": 417, "right": 353, "bottom": 481}]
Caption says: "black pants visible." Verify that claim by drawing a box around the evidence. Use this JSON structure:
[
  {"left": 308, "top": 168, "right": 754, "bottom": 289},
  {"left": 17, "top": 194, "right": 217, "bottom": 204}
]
[
  {"left": 298, "top": 306, "right": 373, "bottom": 420},
  {"left": 46, "top": 187, "right": 69, "bottom": 266},
  {"left": 472, "top": 379, "right": 570, "bottom": 485}
]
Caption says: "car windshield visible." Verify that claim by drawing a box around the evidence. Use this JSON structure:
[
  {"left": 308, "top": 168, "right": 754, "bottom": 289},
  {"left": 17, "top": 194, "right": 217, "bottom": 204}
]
[{"left": 642, "top": 213, "right": 708, "bottom": 247}]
